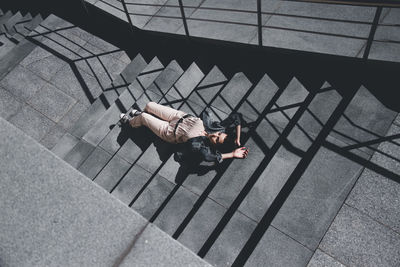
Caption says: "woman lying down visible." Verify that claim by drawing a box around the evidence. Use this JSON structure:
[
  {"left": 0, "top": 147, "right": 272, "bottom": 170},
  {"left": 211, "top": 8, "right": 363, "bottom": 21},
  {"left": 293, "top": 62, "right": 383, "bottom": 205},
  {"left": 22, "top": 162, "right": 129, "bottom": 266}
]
[{"left": 120, "top": 102, "right": 249, "bottom": 164}]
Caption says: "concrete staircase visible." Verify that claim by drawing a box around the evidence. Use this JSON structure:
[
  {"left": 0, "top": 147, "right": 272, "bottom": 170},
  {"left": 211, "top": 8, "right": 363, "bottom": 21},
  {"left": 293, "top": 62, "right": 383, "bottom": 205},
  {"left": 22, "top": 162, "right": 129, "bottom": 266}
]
[
  {"left": 1, "top": 11, "right": 399, "bottom": 267},
  {"left": 0, "top": 9, "right": 43, "bottom": 59}
]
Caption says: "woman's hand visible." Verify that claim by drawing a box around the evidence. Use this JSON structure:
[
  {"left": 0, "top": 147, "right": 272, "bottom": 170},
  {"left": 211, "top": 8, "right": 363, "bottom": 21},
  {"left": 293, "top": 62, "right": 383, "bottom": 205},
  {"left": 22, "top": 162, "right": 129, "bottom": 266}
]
[
  {"left": 233, "top": 147, "right": 249, "bottom": 159},
  {"left": 235, "top": 138, "right": 241, "bottom": 147}
]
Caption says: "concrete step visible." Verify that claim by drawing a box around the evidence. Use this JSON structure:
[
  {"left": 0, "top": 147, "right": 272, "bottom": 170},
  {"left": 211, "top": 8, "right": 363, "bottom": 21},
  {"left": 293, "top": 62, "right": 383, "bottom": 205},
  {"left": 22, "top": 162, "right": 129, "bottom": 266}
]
[
  {"left": 0, "top": 34, "right": 16, "bottom": 59},
  {"left": 74, "top": 61, "right": 185, "bottom": 201},
  {"left": 0, "top": 117, "right": 211, "bottom": 267},
  {"left": 56, "top": 59, "right": 177, "bottom": 171},
  {"left": 4, "top": 12, "right": 32, "bottom": 36},
  {"left": 88, "top": 61, "right": 210, "bottom": 193},
  {"left": 69, "top": 53, "right": 148, "bottom": 138},
  {"left": 0, "top": 14, "right": 134, "bottom": 151},
  {"left": 105, "top": 65, "right": 227, "bottom": 184},
  {"left": 0, "top": 11, "right": 24, "bottom": 34},
  {"left": 82, "top": 57, "right": 165, "bottom": 158},
  {"left": 49, "top": 53, "right": 147, "bottom": 162},
  {"left": 82, "top": 60, "right": 184, "bottom": 147},
  {"left": 0, "top": 11, "right": 13, "bottom": 28},
  {"left": 9, "top": 14, "right": 43, "bottom": 43}
]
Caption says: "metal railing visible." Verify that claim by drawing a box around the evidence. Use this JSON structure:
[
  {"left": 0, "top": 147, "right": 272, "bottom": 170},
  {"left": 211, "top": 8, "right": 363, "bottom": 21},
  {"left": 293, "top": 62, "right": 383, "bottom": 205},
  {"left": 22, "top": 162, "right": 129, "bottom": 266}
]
[{"left": 85, "top": 0, "right": 400, "bottom": 50}]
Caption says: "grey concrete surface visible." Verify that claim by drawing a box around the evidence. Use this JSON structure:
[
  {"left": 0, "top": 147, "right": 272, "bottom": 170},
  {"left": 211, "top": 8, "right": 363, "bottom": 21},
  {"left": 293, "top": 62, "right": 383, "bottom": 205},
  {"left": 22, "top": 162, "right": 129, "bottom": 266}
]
[
  {"left": 8, "top": 104, "right": 55, "bottom": 141},
  {"left": 0, "top": 86, "right": 22, "bottom": 120},
  {"left": 63, "top": 139, "right": 96, "bottom": 168},
  {"left": 51, "top": 132, "right": 80, "bottom": 158},
  {"left": 132, "top": 174, "right": 176, "bottom": 220},
  {"left": 204, "top": 211, "right": 257, "bottom": 267},
  {"left": 238, "top": 144, "right": 301, "bottom": 222},
  {"left": 346, "top": 124, "right": 400, "bottom": 233},
  {"left": 83, "top": 0, "right": 400, "bottom": 61},
  {"left": 40, "top": 124, "right": 67, "bottom": 150},
  {"left": 332, "top": 86, "right": 397, "bottom": 156},
  {"left": 0, "top": 64, "right": 47, "bottom": 102},
  {"left": 0, "top": 117, "right": 209, "bottom": 267},
  {"left": 319, "top": 204, "right": 400, "bottom": 267},
  {"left": 271, "top": 145, "right": 364, "bottom": 251},
  {"left": 78, "top": 146, "right": 113, "bottom": 179},
  {"left": 244, "top": 226, "right": 313, "bottom": 267},
  {"left": 94, "top": 154, "right": 131, "bottom": 191},
  {"left": 307, "top": 249, "right": 345, "bottom": 267},
  {"left": 111, "top": 164, "right": 153, "bottom": 205},
  {"left": 120, "top": 224, "right": 211, "bottom": 267},
  {"left": 27, "top": 82, "right": 76, "bottom": 122},
  {"left": 178, "top": 197, "right": 228, "bottom": 253}
]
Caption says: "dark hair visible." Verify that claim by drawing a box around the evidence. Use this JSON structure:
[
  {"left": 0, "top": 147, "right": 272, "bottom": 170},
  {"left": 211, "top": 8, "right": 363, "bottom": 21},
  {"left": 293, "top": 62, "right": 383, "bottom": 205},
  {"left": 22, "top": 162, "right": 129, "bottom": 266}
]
[{"left": 217, "top": 133, "right": 236, "bottom": 153}]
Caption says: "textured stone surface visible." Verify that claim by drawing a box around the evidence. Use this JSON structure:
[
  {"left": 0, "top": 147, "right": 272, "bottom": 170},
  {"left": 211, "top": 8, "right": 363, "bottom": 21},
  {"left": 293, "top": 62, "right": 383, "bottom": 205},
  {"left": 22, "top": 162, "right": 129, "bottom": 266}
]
[
  {"left": 132, "top": 175, "right": 175, "bottom": 220},
  {"left": 0, "top": 65, "right": 47, "bottom": 102},
  {"left": 58, "top": 101, "right": 89, "bottom": 131},
  {"left": 120, "top": 223, "right": 211, "bottom": 267},
  {"left": 63, "top": 139, "right": 96, "bottom": 168},
  {"left": 238, "top": 145, "right": 301, "bottom": 222},
  {"left": 178, "top": 197, "right": 227, "bottom": 253},
  {"left": 111, "top": 164, "right": 153, "bottom": 205},
  {"left": 94, "top": 155, "right": 131, "bottom": 191},
  {"left": 1, "top": 117, "right": 209, "bottom": 267},
  {"left": 346, "top": 124, "right": 400, "bottom": 233},
  {"left": 320, "top": 204, "right": 400, "bottom": 267},
  {"left": 51, "top": 132, "right": 80, "bottom": 158},
  {"left": 0, "top": 87, "right": 22, "bottom": 120},
  {"left": 244, "top": 226, "right": 313, "bottom": 267},
  {"left": 205, "top": 211, "right": 257, "bottom": 267},
  {"left": 0, "top": 118, "right": 148, "bottom": 267},
  {"left": 78, "top": 146, "right": 112, "bottom": 179},
  {"left": 27, "top": 82, "right": 76, "bottom": 122},
  {"left": 153, "top": 186, "right": 199, "bottom": 235},
  {"left": 271, "top": 146, "right": 363, "bottom": 250},
  {"left": 8, "top": 104, "right": 55, "bottom": 141},
  {"left": 39, "top": 124, "right": 67, "bottom": 150},
  {"left": 307, "top": 249, "right": 345, "bottom": 267},
  {"left": 332, "top": 86, "right": 397, "bottom": 155},
  {"left": 368, "top": 42, "right": 400, "bottom": 63},
  {"left": 23, "top": 54, "right": 66, "bottom": 81}
]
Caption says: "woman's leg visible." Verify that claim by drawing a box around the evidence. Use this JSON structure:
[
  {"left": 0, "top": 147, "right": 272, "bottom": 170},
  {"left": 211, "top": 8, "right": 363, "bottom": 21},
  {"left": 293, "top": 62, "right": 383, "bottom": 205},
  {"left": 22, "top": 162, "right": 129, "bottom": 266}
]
[
  {"left": 144, "top": 102, "right": 185, "bottom": 122},
  {"left": 129, "top": 113, "right": 173, "bottom": 142}
]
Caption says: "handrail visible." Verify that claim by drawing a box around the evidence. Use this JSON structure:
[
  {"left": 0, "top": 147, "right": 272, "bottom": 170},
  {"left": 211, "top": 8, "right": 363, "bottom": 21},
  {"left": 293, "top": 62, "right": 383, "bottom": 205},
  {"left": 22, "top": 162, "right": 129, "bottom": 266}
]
[{"left": 87, "top": 0, "right": 400, "bottom": 46}]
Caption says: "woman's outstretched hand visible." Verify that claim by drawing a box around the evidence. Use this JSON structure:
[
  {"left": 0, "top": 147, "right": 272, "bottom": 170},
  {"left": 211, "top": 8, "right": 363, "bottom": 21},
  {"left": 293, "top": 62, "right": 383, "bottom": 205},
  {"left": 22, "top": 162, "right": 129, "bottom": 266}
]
[{"left": 233, "top": 147, "right": 249, "bottom": 159}]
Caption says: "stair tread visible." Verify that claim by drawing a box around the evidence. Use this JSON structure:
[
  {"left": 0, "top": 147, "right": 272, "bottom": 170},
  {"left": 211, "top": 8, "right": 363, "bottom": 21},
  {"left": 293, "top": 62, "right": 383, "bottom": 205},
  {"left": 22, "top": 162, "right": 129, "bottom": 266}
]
[
  {"left": 1, "top": 12, "right": 23, "bottom": 34},
  {"left": 83, "top": 60, "right": 183, "bottom": 147},
  {"left": 10, "top": 14, "right": 43, "bottom": 42},
  {"left": 70, "top": 54, "right": 153, "bottom": 138},
  {"left": 0, "top": 11, "right": 13, "bottom": 27}
]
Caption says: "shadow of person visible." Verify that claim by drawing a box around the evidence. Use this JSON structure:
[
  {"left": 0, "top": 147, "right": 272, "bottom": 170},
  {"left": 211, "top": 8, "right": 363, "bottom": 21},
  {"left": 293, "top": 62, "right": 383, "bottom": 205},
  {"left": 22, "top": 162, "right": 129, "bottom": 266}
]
[
  {"left": 116, "top": 123, "right": 155, "bottom": 151},
  {"left": 174, "top": 159, "right": 218, "bottom": 185}
]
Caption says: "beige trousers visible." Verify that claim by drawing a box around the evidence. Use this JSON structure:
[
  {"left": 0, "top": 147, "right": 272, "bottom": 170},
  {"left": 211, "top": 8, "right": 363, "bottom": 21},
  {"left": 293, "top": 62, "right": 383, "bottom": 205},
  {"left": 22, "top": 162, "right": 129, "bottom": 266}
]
[{"left": 130, "top": 102, "right": 204, "bottom": 144}]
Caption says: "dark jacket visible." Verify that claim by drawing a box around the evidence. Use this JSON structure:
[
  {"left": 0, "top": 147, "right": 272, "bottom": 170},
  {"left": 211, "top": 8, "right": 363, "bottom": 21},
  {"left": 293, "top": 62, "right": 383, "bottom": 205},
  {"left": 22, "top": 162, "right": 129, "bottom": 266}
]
[{"left": 174, "top": 109, "right": 242, "bottom": 164}]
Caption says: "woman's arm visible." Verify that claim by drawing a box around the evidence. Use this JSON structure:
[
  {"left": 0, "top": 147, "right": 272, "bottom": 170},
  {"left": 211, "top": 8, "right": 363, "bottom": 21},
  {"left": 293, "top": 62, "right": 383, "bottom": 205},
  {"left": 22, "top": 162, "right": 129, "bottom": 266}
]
[
  {"left": 221, "top": 147, "right": 248, "bottom": 160},
  {"left": 235, "top": 124, "right": 241, "bottom": 146}
]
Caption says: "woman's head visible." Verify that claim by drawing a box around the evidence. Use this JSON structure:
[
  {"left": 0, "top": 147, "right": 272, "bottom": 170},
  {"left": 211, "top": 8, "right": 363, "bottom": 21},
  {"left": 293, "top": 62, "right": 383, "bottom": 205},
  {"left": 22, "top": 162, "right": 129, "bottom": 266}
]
[{"left": 208, "top": 132, "right": 228, "bottom": 146}]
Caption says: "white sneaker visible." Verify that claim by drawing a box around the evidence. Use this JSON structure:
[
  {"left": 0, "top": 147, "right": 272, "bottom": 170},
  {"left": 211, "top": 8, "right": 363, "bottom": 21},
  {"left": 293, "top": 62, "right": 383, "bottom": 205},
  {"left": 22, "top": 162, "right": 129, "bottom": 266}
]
[
  {"left": 120, "top": 113, "right": 129, "bottom": 123},
  {"left": 129, "top": 109, "right": 141, "bottom": 117}
]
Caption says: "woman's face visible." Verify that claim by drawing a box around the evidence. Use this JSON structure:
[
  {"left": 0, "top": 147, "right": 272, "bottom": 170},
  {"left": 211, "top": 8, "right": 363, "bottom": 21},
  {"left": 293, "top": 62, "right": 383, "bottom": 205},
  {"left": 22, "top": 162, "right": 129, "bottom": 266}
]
[{"left": 209, "top": 132, "right": 227, "bottom": 145}]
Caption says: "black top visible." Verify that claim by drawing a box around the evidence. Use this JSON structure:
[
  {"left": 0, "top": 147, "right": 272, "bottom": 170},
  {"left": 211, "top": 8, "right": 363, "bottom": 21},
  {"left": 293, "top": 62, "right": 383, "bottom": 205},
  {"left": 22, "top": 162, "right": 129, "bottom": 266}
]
[{"left": 174, "top": 109, "right": 242, "bottom": 164}]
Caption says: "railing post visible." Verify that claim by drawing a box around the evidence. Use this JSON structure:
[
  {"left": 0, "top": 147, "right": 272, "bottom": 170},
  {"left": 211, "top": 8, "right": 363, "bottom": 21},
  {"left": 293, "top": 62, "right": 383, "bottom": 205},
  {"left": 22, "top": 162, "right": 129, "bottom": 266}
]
[
  {"left": 257, "top": 0, "right": 263, "bottom": 47},
  {"left": 120, "top": 0, "right": 135, "bottom": 32},
  {"left": 178, "top": 0, "right": 190, "bottom": 37},
  {"left": 79, "top": 0, "right": 89, "bottom": 14}
]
